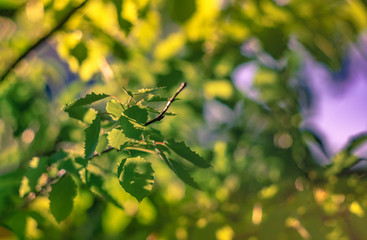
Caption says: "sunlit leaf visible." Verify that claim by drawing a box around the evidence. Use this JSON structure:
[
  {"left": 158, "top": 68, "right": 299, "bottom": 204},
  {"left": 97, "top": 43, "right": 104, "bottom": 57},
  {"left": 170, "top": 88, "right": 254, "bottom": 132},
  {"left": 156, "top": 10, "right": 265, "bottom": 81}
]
[
  {"left": 84, "top": 115, "right": 101, "bottom": 159},
  {"left": 95, "top": 133, "right": 109, "bottom": 154},
  {"left": 49, "top": 174, "right": 77, "bottom": 222},
  {"left": 106, "top": 99, "right": 124, "bottom": 120},
  {"left": 117, "top": 157, "right": 155, "bottom": 202},
  {"left": 166, "top": 139, "right": 211, "bottom": 168},
  {"left": 64, "top": 92, "right": 110, "bottom": 111},
  {"left": 107, "top": 129, "right": 127, "bottom": 149},
  {"left": 133, "top": 86, "right": 165, "bottom": 95}
]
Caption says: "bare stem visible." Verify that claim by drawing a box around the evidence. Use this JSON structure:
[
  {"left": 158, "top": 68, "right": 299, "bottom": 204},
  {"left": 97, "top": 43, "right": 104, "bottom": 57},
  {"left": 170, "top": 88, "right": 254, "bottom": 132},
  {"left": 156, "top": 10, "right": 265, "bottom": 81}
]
[{"left": 145, "top": 82, "right": 187, "bottom": 126}]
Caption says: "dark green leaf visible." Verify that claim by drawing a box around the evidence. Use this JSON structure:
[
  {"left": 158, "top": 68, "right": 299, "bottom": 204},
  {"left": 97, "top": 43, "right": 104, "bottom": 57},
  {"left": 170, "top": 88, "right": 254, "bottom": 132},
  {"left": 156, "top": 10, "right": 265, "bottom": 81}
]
[
  {"left": 49, "top": 174, "right": 77, "bottom": 222},
  {"left": 111, "top": 0, "right": 133, "bottom": 35},
  {"left": 117, "top": 157, "right": 155, "bottom": 202},
  {"left": 158, "top": 150, "right": 200, "bottom": 189},
  {"left": 124, "top": 105, "right": 148, "bottom": 125},
  {"left": 70, "top": 42, "right": 88, "bottom": 65},
  {"left": 48, "top": 150, "right": 68, "bottom": 165},
  {"left": 167, "top": 0, "right": 196, "bottom": 24},
  {"left": 106, "top": 99, "right": 124, "bottom": 120},
  {"left": 107, "top": 129, "right": 127, "bottom": 149},
  {"left": 26, "top": 157, "right": 48, "bottom": 192},
  {"left": 119, "top": 116, "right": 143, "bottom": 140},
  {"left": 165, "top": 139, "right": 210, "bottom": 168},
  {"left": 84, "top": 115, "right": 101, "bottom": 159}
]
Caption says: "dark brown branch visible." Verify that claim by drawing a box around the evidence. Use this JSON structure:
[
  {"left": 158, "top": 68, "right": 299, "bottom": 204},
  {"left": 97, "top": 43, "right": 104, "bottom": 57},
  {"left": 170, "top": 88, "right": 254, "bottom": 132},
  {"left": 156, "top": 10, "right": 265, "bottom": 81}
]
[
  {"left": 145, "top": 82, "right": 187, "bottom": 126},
  {"left": 0, "top": 0, "right": 89, "bottom": 83}
]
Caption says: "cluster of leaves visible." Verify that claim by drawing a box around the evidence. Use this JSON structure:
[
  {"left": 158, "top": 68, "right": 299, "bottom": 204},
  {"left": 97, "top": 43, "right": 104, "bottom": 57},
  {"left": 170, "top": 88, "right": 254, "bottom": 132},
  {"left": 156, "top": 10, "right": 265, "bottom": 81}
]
[{"left": 41, "top": 85, "right": 208, "bottom": 222}]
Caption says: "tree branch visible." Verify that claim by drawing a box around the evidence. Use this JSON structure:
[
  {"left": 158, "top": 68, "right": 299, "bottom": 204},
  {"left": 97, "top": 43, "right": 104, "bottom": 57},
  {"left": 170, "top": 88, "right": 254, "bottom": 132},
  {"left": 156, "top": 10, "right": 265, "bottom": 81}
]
[
  {"left": 145, "top": 82, "right": 187, "bottom": 126},
  {"left": 0, "top": 0, "right": 89, "bottom": 83}
]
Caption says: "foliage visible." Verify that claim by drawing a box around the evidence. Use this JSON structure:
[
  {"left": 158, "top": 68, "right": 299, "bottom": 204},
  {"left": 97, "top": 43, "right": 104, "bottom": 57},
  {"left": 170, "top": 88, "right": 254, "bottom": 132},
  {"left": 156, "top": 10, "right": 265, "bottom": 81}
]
[{"left": 1, "top": 0, "right": 367, "bottom": 239}]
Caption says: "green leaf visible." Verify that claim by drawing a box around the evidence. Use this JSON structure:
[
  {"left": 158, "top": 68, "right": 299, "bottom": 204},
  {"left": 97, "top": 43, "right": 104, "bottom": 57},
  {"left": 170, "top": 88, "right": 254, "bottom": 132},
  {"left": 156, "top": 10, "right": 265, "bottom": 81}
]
[
  {"left": 95, "top": 133, "right": 109, "bottom": 154},
  {"left": 64, "top": 92, "right": 110, "bottom": 112},
  {"left": 158, "top": 150, "right": 200, "bottom": 189},
  {"left": 133, "top": 86, "right": 165, "bottom": 95},
  {"left": 119, "top": 116, "right": 143, "bottom": 140},
  {"left": 165, "top": 139, "right": 210, "bottom": 168},
  {"left": 84, "top": 115, "right": 101, "bottom": 160},
  {"left": 167, "top": 0, "right": 196, "bottom": 24},
  {"left": 124, "top": 105, "right": 148, "bottom": 125},
  {"left": 26, "top": 157, "right": 48, "bottom": 192},
  {"left": 70, "top": 42, "right": 88, "bottom": 65},
  {"left": 49, "top": 174, "right": 77, "bottom": 222},
  {"left": 106, "top": 99, "right": 124, "bottom": 120},
  {"left": 117, "top": 157, "right": 155, "bottom": 202},
  {"left": 48, "top": 150, "right": 68, "bottom": 165},
  {"left": 107, "top": 129, "right": 127, "bottom": 149},
  {"left": 87, "top": 172, "right": 123, "bottom": 209},
  {"left": 145, "top": 95, "right": 171, "bottom": 102},
  {"left": 111, "top": 0, "right": 133, "bottom": 35},
  {"left": 145, "top": 106, "right": 176, "bottom": 116}
]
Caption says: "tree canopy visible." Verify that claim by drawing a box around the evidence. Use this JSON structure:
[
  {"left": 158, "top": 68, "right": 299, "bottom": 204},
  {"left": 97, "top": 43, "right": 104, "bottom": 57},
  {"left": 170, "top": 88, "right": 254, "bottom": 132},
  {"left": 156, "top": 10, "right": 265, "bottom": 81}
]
[{"left": 1, "top": 0, "right": 367, "bottom": 239}]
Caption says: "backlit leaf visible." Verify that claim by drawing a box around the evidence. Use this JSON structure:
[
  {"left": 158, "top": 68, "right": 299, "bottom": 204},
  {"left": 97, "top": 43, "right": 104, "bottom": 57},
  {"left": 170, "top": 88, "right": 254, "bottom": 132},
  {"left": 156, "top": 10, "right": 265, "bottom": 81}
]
[
  {"left": 117, "top": 157, "right": 155, "bottom": 202},
  {"left": 106, "top": 99, "right": 124, "bottom": 120},
  {"left": 107, "top": 129, "right": 127, "bottom": 149},
  {"left": 49, "top": 174, "right": 77, "bottom": 222},
  {"left": 84, "top": 115, "right": 101, "bottom": 159},
  {"left": 166, "top": 139, "right": 210, "bottom": 168},
  {"left": 64, "top": 92, "right": 110, "bottom": 111}
]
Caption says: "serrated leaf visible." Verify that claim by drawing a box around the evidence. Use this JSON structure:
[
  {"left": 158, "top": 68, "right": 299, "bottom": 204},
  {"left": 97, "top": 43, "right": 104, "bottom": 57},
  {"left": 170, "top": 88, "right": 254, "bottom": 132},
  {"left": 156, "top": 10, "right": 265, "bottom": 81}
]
[
  {"left": 119, "top": 116, "right": 143, "bottom": 140},
  {"left": 158, "top": 150, "right": 200, "bottom": 189},
  {"left": 133, "top": 86, "right": 165, "bottom": 95},
  {"left": 49, "top": 174, "right": 77, "bottom": 222},
  {"left": 117, "top": 157, "right": 154, "bottom": 202},
  {"left": 95, "top": 134, "right": 109, "bottom": 154},
  {"left": 108, "top": 129, "right": 128, "bottom": 149},
  {"left": 106, "top": 99, "right": 124, "bottom": 120},
  {"left": 165, "top": 139, "right": 210, "bottom": 168},
  {"left": 145, "top": 106, "right": 176, "bottom": 116},
  {"left": 124, "top": 106, "right": 148, "bottom": 125},
  {"left": 64, "top": 92, "right": 110, "bottom": 111},
  {"left": 84, "top": 116, "right": 101, "bottom": 159}
]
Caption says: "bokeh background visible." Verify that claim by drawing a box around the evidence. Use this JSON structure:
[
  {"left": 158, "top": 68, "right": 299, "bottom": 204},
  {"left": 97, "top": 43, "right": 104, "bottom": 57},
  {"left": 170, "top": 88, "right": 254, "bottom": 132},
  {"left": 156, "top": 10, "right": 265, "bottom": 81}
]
[{"left": 1, "top": 0, "right": 367, "bottom": 239}]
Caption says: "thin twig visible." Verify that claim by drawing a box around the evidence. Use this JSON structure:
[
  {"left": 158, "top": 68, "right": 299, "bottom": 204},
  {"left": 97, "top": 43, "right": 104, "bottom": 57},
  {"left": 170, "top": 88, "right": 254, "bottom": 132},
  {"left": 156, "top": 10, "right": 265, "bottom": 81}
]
[
  {"left": 0, "top": 0, "right": 89, "bottom": 83},
  {"left": 145, "top": 82, "right": 187, "bottom": 126}
]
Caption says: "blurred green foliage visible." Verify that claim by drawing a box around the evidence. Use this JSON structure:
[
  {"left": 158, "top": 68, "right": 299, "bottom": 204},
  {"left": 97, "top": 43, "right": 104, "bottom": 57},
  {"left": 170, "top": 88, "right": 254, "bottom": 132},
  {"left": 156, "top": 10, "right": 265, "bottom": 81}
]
[{"left": 1, "top": 0, "right": 367, "bottom": 239}]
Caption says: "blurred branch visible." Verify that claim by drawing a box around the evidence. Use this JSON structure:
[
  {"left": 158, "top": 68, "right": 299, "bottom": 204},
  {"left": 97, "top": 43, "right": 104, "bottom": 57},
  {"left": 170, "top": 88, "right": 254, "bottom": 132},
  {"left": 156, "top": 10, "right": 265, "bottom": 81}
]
[{"left": 0, "top": 0, "right": 89, "bottom": 83}]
